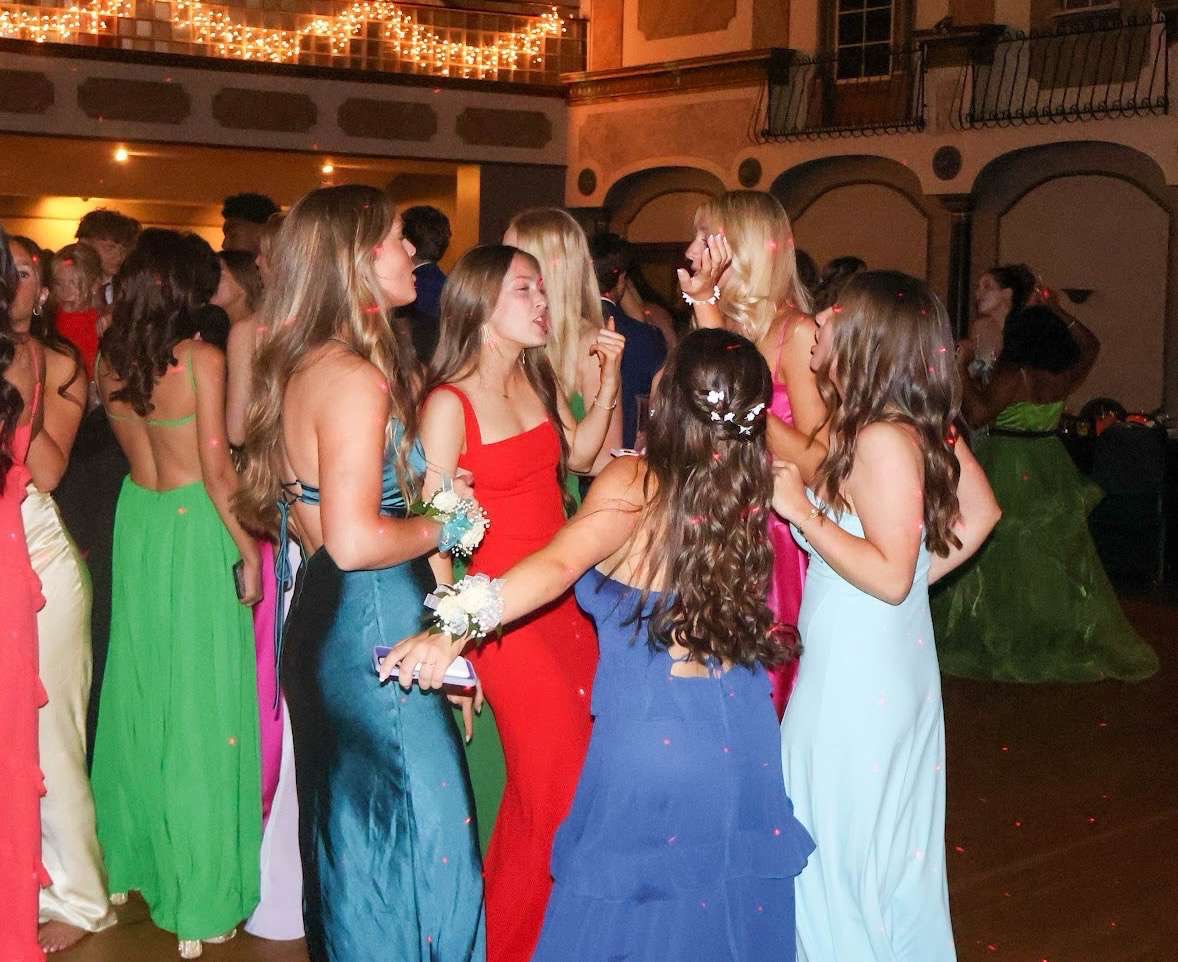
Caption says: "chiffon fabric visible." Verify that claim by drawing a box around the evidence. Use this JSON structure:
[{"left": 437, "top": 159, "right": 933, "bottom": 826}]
[
  {"left": 91, "top": 478, "right": 261, "bottom": 940},
  {"left": 434, "top": 384, "right": 596, "bottom": 962},
  {"left": 932, "top": 401, "right": 1158, "bottom": 682},
  {"left": 782, "top": 499, "right": 957, "bottom": 962},
  {"left": 766, "top": 322, "right": 807, "bottom": 717},
  {"left": 0, "top": 387, "right": 49, "bottom": 962},
  {"left": 280, "top": 437, "right": 484, "bottom": 962},
  {"left": 22, "top": 486, "right": 116, "bottom": 935},
  {"left": 532, "top": 569, "right": 814, "bottom": 961}
]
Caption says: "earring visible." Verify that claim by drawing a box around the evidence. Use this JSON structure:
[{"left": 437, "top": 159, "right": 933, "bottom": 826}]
[{"left": 32, "top": 302, "right": 43, "bottom": 318}]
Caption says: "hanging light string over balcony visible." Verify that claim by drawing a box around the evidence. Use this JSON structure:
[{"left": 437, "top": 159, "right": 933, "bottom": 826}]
[{"left": 0, "top": 0, "right": 565, "bottom": 77}]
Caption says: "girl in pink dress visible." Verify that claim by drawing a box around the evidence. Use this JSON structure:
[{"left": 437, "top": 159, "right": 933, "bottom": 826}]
[
  {"left": 0, "top": 228, "right": 49, "bottom": 962},
  {"left": 679, "top": 191, "right": 827, "bottom": 716}
]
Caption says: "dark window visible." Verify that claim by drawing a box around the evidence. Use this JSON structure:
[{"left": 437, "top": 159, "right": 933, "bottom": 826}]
[{"left": 834, "top": 0, "right": 894, "bottom": 79}]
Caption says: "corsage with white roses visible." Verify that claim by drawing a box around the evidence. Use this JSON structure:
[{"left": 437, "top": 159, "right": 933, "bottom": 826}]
[
  {"left": 425, "top": 573, "right": 505, "bottom": 641},
  {"left": 410, "top": 479, "right": 490, "bottom": 558}
]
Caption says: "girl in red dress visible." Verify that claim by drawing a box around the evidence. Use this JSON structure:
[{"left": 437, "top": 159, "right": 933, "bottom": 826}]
[
  {"left": 418, "top": 244, "right": 624, "bottom": 962},
  {"left": 0, "top": 228, "right": 49, "bottom": 962}
]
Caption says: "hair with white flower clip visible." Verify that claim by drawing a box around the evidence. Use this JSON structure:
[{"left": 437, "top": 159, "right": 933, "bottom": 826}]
[{"left": 621, "top": 327, "right": 797, "bottom": 670}]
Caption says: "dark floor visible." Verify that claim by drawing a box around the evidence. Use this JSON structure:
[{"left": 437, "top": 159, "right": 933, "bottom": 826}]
[{"left": 60, "top": 589, "right": 1177, "bottom": 962}]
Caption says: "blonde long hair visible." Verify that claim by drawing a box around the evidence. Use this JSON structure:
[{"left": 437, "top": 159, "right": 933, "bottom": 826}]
[
  {"left": 696, "top": 190, "right": 812, "bottom": 346},
  {"left": 234, "top": 185, "right": 420, "bottom": 534},
  {"left": 506, "top": 208, "right": 602, "bottom": 399}
]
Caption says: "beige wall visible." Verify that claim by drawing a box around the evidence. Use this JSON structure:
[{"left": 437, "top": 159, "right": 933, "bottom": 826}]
[
  {"left": 999, "top": 175, "right": 1169, "bottom": 411},
  {"left": 625, "top": 190, "right": 711, "bottom": 243},
  {"left": 793, "top": 184, "right": 930, "bottom": 278}
]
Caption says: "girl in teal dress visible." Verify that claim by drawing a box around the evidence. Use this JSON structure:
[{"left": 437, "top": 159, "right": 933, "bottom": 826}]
[
  {"left": 934, "top": 302, "right": 1159, "bottom": 682},
  {"left": 234, "top": 185, "right": 484, "bottom": 962},
  {"left": 774, "top": 271, "right": 1002, "bottom": 961}
]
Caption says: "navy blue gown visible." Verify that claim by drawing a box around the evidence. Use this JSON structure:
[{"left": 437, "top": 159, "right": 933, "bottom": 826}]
[
  {"left": 280, "top": 441, "right": 485, "bottom": 962},
  {"left": 532, "top": 568, "right": 814, "bottom": 961}
]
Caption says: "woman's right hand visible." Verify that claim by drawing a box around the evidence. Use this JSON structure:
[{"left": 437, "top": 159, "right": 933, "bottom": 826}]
[
  {"left": 771, "top": 459, "right": 810, "bottom": 525},
  {"left": 676, "top": 233, "right": 731, "bottom": 302}
]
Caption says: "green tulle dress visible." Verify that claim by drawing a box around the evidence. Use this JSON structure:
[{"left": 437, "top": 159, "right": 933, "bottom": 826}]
[
  {"left": 457, "top": 392, "right": 585, "bottom": 852},
  {"left": 932, "top": 401, "right": 1159, "bottom": 683}
]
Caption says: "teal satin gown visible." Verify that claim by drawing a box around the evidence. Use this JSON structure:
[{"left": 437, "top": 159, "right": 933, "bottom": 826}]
[{"left": 279, "top": 437, "right": 485, "bottom": 962}]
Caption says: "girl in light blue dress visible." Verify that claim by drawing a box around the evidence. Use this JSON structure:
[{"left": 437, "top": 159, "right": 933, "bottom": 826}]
[{"left": 772, "top": 271, "right": 1002, "bottom": 962}]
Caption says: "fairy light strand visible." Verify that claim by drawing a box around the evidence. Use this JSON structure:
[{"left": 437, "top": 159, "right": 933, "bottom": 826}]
[{"left": 0, "top": 0, "right": 565, "bottom": 78}]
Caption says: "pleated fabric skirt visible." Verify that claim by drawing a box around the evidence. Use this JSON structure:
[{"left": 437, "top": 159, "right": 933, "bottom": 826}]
[{"left": 92, "top": 478, "right": 261, "bottom": 940}]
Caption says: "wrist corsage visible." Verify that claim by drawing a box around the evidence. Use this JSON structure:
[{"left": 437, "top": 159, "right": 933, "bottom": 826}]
[
  {"left": 411, "top": 481, "right": 490, "bottom": 557},
  {"left": 425, "top": 574, "right": 504, "bottom": 641}
]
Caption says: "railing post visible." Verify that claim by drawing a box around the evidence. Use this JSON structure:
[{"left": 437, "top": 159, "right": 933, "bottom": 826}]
[{"left": 941, "top": 194, "right": 974, "bottom": 340}]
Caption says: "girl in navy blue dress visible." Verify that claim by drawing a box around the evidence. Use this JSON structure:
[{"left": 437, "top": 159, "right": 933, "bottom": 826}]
[{"left": 387, "top": 328, "right": 814, "bottom": 962}]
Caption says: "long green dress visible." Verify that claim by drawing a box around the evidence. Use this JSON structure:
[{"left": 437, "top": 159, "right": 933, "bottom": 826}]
[
  {"left": 92, "top": 478, "right": 262, "bottom": 939},
  {"left": 459, "top": 392, "right": 585, "bottom": 851},
  {"left": 931, "top": 401, "right": 1159, "bottom": 683}
]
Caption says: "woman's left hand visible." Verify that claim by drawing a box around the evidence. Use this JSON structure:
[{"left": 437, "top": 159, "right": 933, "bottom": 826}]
[
  {"left": 379, "top": 630, "right": 467, "bottom": 690},
  {"left": 771, "top": 459, "right": 810, "bottom": 524},
  {"left": 590, "top": 317, "right": 626, "bottom": 394},
  {"left": 448, "top": 679, "right": 485, "bottom": 743}
]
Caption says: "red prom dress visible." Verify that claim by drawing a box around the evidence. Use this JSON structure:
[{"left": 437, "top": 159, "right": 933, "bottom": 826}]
[
  {"left": 766, "top": 324, "right": 807, "bottom": 717},
  {"left": 0, "top": 382, "right": 49, "bottom": 962},
  {"left": 435, "top": 385, "right": 597, "bottom": 962}
]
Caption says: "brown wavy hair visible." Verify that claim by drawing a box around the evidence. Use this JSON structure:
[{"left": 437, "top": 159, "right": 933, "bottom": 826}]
[
  {"left": 234, "top": 185, "right": 421, "bottom": 535},
  {"left": 627, "top": 328, "right": 795, "bottom": 667},
  {"left": 99, "top": 228, "right": 204, "bottom": 415},
  {"left": 11, "top": 235, "right": 84, "bottom": 401},
  {"left": 0, "top": 226, "right": 24, "bottom": 493},
  {"left": 425, "top": 244, "right": 573, "bottom": 514},
  {"left": 813, "top": 270, "right": 962, "bottom": 556}
]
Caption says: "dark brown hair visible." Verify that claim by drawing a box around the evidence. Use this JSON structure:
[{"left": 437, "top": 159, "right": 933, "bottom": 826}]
[
  {"left": 629, "top": 328, "right": 795, "bottom": 667},
  {"left": 426, "top": 244, "right": 573, "bottom": 513},
  {"left": 813, "top": 270, "right": 962, "bottom": 556},
  {"left": 10, "top": 235, "right": 83, "bottom": 401},
  {"left": 76, "top": 208, "right": 140, "bottom": 248},
  {"left": 100, "top": 228, "right": 203, "bottom": 416}
]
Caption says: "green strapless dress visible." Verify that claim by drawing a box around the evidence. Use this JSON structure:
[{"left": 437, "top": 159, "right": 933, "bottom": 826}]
[{"left": 931, "top": 401, "right": 1159, "bottom": 683}]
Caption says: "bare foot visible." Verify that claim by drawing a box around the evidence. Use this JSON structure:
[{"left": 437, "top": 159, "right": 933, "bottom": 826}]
[{"left": 38, "top": 921, "right": 88, "bottom": 954}]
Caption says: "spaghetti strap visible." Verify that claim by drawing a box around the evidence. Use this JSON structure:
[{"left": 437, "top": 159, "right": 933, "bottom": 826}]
[
  {"left": 432, "top": 383, "right": 482, "bottom": 449},
  {"left": 185, "top": 348, "right": 198, "bottom": 392},
  {"left": 774, "top": 314, "right": 791, "bottom": 378}
]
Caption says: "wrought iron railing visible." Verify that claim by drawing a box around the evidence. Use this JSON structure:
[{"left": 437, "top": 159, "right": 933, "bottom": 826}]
[
  {"left": 759, "top": 44, "right": 926, "bottom": 140},
  {"left": 953, "top": 13, "right": 1169, "bottom": 128}
]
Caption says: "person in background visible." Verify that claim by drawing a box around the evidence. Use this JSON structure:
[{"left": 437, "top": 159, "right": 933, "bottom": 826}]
[
  {"left": 962, "top": 263, "right": 1036, "bottom": 385},
  {"left": 589, "top": 232, "right": 667, "bottom": 450},
  {"left": 91, "top": 228, "right": 262, "bottom": 959},
  {"left": 0, "top": 224, "right": 49, "bottom": 962},
  {"left": 400, "top": 205, "right": 451, "bottom": 363},
  {"left": 934, "top": 299, "right": 1158, "bottom": 683},
  {"left": 76, "top": 209, "right": 140, "bottom": 308},
  {"left": 221, "top": 193, "right": 280, "bottom": 256},
  {"left": 775, "top": 270, "right": 1001, "bottom": 962},
  {"left": 212, "top": 251, "right": 263, "bottom": 327},
  {"left": 812, "top": 255, "right": 866, "bottom": 313},
  {"left": 188, "top": 235, "right": 230, "bottom": 350},
  {"left": 794, "top": 248, "right": 820, "bottom": 303},
  {"left": 49, "top": 243, "right": 105, "bottom": 382},
  {"left": 9, "top": 235, "right": 117, "bottom": 954},
  {"left": 616, "top": 253, "right": 679, "bottom": 350}
]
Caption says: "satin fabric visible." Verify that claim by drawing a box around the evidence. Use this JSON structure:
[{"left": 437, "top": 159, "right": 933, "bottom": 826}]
[
  {"left": 22, "top": 487, "right": 116, "bottom": 935},
  {"left": 254, "top": 539, "right": 283, "bottom": 821}
]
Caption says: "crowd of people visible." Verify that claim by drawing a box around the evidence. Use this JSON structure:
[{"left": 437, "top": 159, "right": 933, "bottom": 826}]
[{"left": 0, "top": 181, "right": 1157, "bottom": 962}]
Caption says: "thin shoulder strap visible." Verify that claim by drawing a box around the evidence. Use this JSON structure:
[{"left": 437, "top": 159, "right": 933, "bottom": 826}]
[
  {"left": 185, "top": 347, "right": 198, "bottom": 394},
  {"left": 776, "top": 313, "right": 792, "bottom": 372},
  {"left": 432, "top": 383, "right": 482, "bottom": 449}
]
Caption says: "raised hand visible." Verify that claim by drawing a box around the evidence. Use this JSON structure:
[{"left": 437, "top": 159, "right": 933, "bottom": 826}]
[
  {"left": 590, "top": 316, "right": 626, "bottom": 397},
  {"left": 677, "top": 232, "right": 732, "bottom": 303}
]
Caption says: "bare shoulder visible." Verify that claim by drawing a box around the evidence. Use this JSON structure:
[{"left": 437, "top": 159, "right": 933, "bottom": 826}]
[
  {"left": 227, "top": 316, "right": 259, "bottom": 355},
  {"left": 857, "top": 420, "right": 923, "bottom": 463},
  {"left": 43, "top": 343, "right": 80, "bottom": 385},
  {"left": 585, "top": 455, "right": 648, "bottom": 507},
  {"left": 420, "top": 382, "right": 465, "bottom": 424},
  {"left": 186, "top": 337, "right": 225, "bottom": 370}
]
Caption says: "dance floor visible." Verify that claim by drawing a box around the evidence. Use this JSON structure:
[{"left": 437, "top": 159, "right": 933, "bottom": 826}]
[{"left": 64, "top": 589, "right": 1176, "bottom": 962}]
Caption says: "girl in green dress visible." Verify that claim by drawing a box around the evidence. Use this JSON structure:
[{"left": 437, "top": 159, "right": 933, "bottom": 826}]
[
  {"left": 934, "top": 298, "right": 1159, "bottom": 682},
  {"left": 92, "top": 229, "right": 263, "bottom": 958}
]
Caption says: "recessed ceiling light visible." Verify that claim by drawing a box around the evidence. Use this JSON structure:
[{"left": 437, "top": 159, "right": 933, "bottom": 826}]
[
  {"left": 113, "top": 146, "right": 129, "bottom": 163},
  {"left": 321, "top": 162, "right": 335, "bottom": 175}
]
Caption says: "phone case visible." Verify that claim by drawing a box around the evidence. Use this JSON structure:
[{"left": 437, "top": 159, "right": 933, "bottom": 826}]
[{"left": 372, "top": 646, "right": 477, "bottom": 688}]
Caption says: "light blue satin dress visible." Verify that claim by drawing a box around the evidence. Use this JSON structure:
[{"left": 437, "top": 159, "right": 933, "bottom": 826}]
[{"left": 781, "top": 502, "right": 957, "bottom": 962}]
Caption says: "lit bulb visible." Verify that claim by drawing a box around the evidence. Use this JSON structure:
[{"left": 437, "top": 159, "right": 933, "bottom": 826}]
[
  {"left": 113, "top": 146, "right": 129, "bottom": 163},
  {"left": 321, "top": 162, "right": 334, "bottom": 175}
]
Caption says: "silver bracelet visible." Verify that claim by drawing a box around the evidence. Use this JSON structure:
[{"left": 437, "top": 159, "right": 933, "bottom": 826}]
[{"left": 681, "top": 285, "right": 721, "bottom": 307}]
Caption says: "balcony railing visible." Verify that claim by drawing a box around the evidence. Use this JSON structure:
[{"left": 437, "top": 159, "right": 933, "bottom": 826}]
[
  {"left": 759, "top": 44, "right": 926, "bottom": 141},
  {"left": 953, "top": 13, "right": 1169, "bottom": 128},
  {"left": 0, "top": 0, "right": 585, "bottom": 84}
]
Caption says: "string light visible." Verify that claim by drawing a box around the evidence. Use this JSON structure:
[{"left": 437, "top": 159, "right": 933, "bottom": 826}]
[{"left": 0, "top": 0, "right": 565, "bottom": 79}]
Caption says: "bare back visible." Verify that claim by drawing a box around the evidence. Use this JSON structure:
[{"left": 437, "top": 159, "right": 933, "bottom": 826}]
[{"left": 98, "top": 339, "right": 204, "bottom": 491}]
